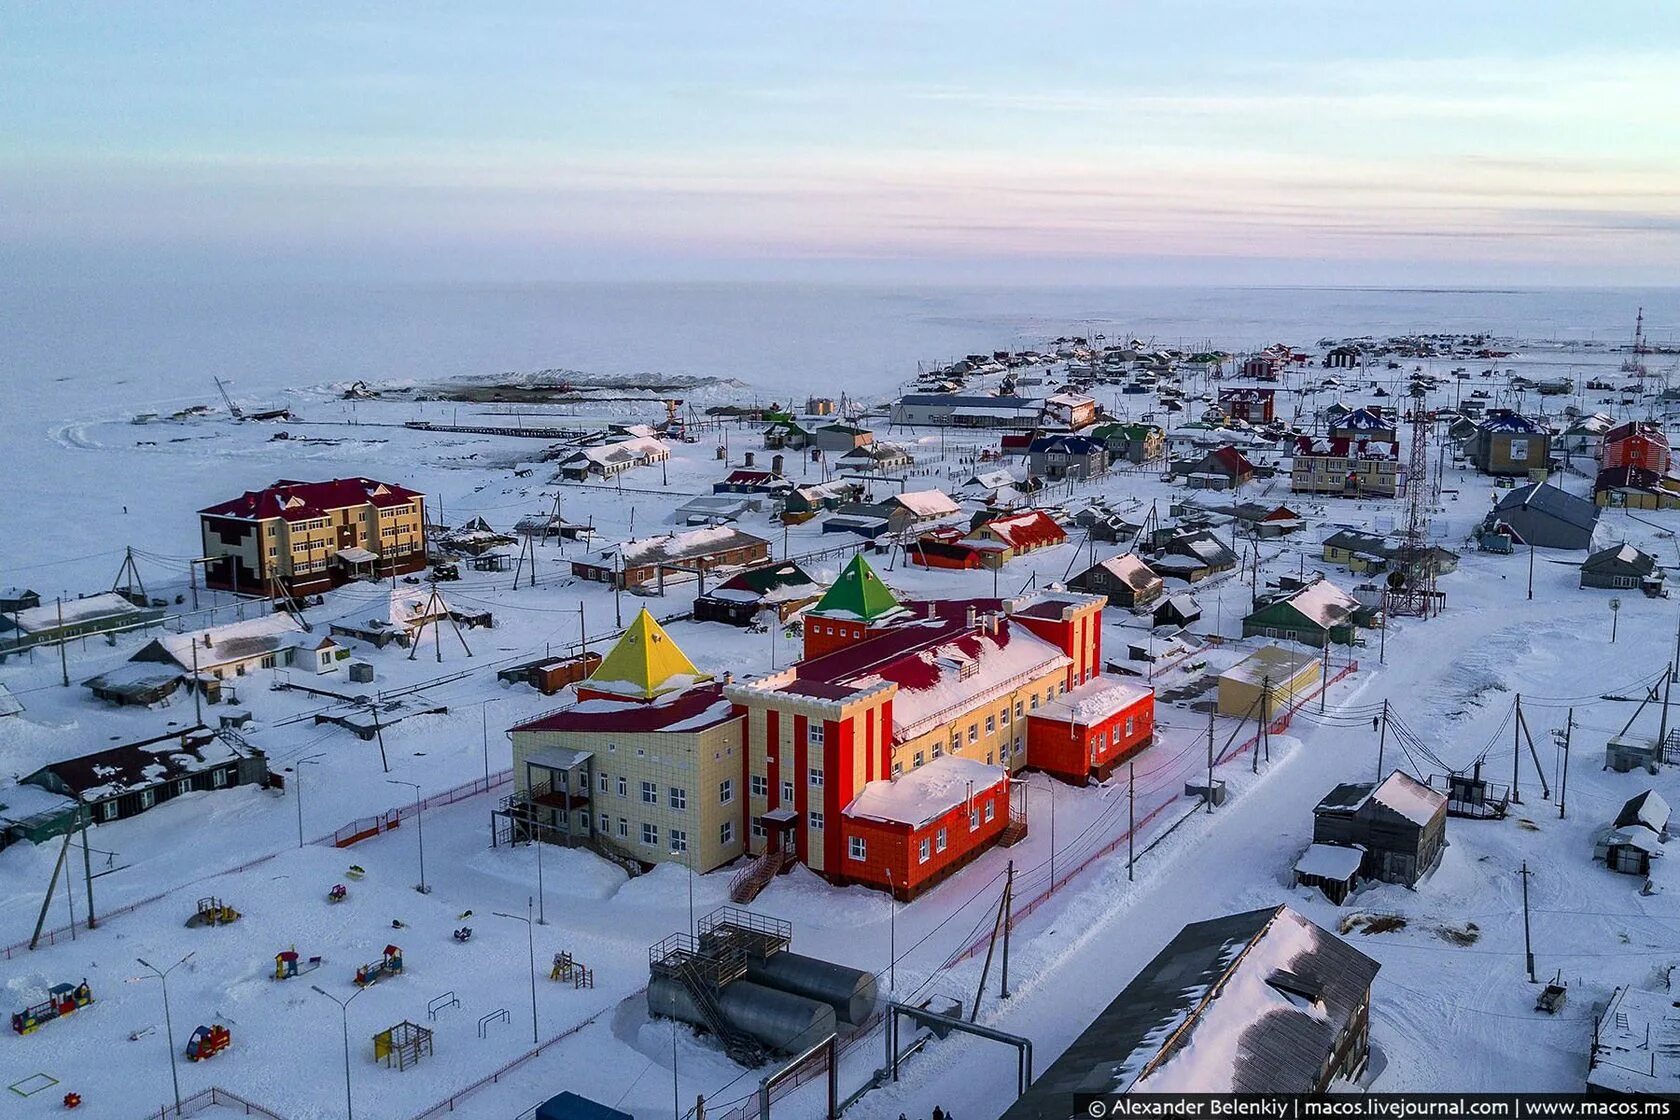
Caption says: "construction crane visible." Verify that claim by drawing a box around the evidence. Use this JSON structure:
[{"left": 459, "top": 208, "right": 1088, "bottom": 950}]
[{"left": 213, "top": 377, "right": 244, "bottom": 420}]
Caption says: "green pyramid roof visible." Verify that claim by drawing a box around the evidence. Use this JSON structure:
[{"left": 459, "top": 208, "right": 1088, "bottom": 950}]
[{"left": 811, "top": 553, "right": 901, "bottom": 622}]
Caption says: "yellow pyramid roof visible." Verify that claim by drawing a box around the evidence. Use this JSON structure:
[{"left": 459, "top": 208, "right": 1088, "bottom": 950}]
[{"left": 585, "top": 609, "right": 705, "bottom": 699}]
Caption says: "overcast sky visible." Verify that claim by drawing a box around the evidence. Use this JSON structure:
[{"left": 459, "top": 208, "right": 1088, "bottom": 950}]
[{"left": 5, "top": 2, "right": 1678, "bottom": 285}]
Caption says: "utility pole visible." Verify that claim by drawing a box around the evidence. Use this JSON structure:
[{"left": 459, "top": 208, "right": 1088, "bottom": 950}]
[
  {"left": 1511, "top": 694, "right": 1523, "bottom": 805},
  {"left": 1519, "top": 862, "right": 1535, "bottom": 983},
  {"left": 56, "top": 597, "right": 68, "bottom": 687},
  {"left": 999, "top": 860, "right": 1014, "bottom": 1000},
  {"left": 1127, "top": 760, "right": 1136, "bottom": 881},
  {"left": 1205, "top": 709, "right": 1215, "bottom": 814},
  {"left": 1527, "top": 539, "right": 1534, "bottom": 601},
  {"left": 78, "top": 804, "right": 96, "bottom": 929},
  {"left": 190, "top": 638, "right": 202, "bottom": 725},
  {"left": 1376, "top": 699, "right": 1389, "bottom": 783},
  {"left": 1558, "top": 708, "right": 1573, "bottom": 820},
  {"left": 1659, "top": 666, "right": 1673, "bottom": 752}
]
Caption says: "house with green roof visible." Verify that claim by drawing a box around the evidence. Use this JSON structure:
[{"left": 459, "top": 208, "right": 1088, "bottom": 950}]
[{"left": 1092, "top": 421, "right": 1165, "bottom": 464}]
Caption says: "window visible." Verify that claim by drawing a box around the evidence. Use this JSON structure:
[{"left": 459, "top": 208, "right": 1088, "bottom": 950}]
[
  {"left": 642, "top": 822, "right": 659, "bottom": 847},
  {"left": 986, "top": 715, "right": 996, "bottom": 735},
  {"left": 969, "top": 808, "right": 980, "bottom": 831},
  {"left": 983, "top": 801, "right": 995, "bottom": 822},
  {"left": 617, "top": 776, "right": 628, "bottom": 798},
  {"left": 1014, "top": 701, "right": 1024, "bottom": 720},
  {"left": 599, "top": 813, "right": 609, "bottom": 834},
  {"left": 808, "top": 767, "right": 824, "bottom": 789},
  {"left": 781, "top": 779, "right": 795, "bottom": 803},
  {"left": 670, "top": 829, "right": 688, "bottom": 853},
  {"left": 641, "top": 780, "right": 658, "bottom": 804},
  {"left": 1030, "top": 694, "right": 1039, "bottom": 710},
  {"left": 932, "top": 742, "right": 943, "bottom": 760},
  {"left": 935, "top": 828, "right": 948, "bottom": 853},
  {"left": 618, "top": 817, "right": 628, "bottom": 838},
  {"left": 1125, "top": 716, "right": 1135, "bottom": 739},
  {"left": 139, "top": 789, "right": 155, "bottom": 809},
  {"left": 176, "top": 779, "right": 191, "bottom": 796},
  {"left": 751, "top": 819, "right": 767, "bottom": 839},
  {"left": 949, "top": 731, "right": 961, "bottom": 753},
  {"left": 718, "top": 779, "right": 734, "bottom": 805},
  {"left": 720, "top": 821, "right": 735, "bottom": 845},
  {"left": 1013, "top": 735, "right": 1023, "bottom": 756},
  {"left": 668, "top": 787, "right": 687, "bottom": 811},
  {"left": 212, "top": 768, "right": 227, "bottom": 788},
  {"left": 849, "top": 836, "right": 867, "bottom": 861},
  {"left": 892, "top": 762, "right": 903, "bottom": 777},
  {"left": 918, "top": 838, "right": 931, "bottom": 864},
  {"left": 913, "top": 751, "right": 924, "bottom": 769},
  {"left": 599, "top": 773, "right": 609, "bottom": 794},
  {"left": 968, "top": 723, "right": 978, "bottom": 744},
  {"left": 751, "top": 774, "right": 768, "bottom": 798},
  {"left": 986, "top": 751, "right": 994, "bottom": 765},
  {"left": 808, "top": 723, "right": 825, "bottom": 747},
  {"left": 100, "top": 800, "right": 117, "bottom": 821},
  {"left": 810, "top": 811, "right": 824, "bottom": 831},
  {"left": 1002, "top": 706, "right": 1011, "bottom": 726}
]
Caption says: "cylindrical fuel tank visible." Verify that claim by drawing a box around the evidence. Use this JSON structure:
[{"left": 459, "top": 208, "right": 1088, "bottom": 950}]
[
  {"left": 744, "top": 951, "right": 877, "bottom": 1026},
  {"left": 648, "top": 977, "right": 836, "bottom": 1054}
]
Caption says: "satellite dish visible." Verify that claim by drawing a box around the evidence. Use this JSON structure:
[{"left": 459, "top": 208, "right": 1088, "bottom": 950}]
[{"left": 1387, "top": 571, "right": 1407, "bottom": 590}]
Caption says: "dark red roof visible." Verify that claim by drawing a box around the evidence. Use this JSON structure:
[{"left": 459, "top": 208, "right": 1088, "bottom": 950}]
[
  {"left": 510, "top": 683, "right": 737, "bottom": 734},
  {"left": 200, "top": 478, "right": 422, "bottom": 522},
  {"left": 974, "top": 510, "right": 1066, "bottom": 550}
]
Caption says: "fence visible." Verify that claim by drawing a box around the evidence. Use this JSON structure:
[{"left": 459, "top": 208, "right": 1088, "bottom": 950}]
[
  {"left": 408, "top": 1004, "right": 613, "bottom": 1119},
  {"left": 4, "top": 768, "right": 513, "bottom": 959},
  {"left": 143, "top": 1085, "right": 291, "bottom": 1119}
]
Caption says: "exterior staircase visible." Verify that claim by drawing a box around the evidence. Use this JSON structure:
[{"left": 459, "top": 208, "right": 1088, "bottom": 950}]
[
  {"left": 589, "top": 834, "right": 646, "bottom": 878},
  {"left": 649, "top": 934, "right": 766, "bottom": 1066},
  {"left": 996, "top": 801, "right": 1029, "bottom": 847},
  {"left": 728, "top": 847, "right": 793, "bottom": 904}
]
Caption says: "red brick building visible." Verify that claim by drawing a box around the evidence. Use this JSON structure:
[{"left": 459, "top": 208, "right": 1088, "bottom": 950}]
[{"left": 1025, "top": 677, "right": 1156, "bottom": 783}]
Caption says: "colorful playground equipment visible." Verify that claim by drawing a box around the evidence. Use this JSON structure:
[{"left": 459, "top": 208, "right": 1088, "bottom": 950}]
[
  {"left": 11, "top": 980, "right": 93, "bottom": 1034},
  {"left": 328, "top": 884, "right": 348, "bottom": 903},
  {"left": 354, "top": 945, "right": 403, "bottom": 987},
  {"left": 63, "top": 1091, "right": 82, "bottom": 1109},
  {"left": 345, "top": 865, "right": 366, "bottom": 880},
  {"left": 451, "top": 926, "right": 472, "bottom": 943},
  {"left": 185, "top": 1023, "right": 231, "bottom": 1062},
  {"left": 372, "top": 1020, "right": 433, "bottom": 1070},
  {"left": 185, "top": 897, "right": 241, "bottom": 929},
  {"left": 550, "top": 951, "right": 594, "bottom": 989},
  {"left": 274, "top": 948, "right": 323, "bottom": 980}
]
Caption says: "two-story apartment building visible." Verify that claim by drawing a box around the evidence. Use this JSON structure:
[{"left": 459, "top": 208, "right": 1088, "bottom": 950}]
[
  {"left": 199, "top": 477, "right": 427, "bottom": 596},
  {"left": 1291, "top": 435, "right": 1400, "bottom": 498}
]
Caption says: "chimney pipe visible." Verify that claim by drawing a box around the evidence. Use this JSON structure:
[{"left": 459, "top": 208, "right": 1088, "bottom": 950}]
[{"left": 967, "top": 605, "right": 977, "bottom": 629}]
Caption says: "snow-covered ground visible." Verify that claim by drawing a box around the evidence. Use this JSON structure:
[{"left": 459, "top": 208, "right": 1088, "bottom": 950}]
[{"left": 4, "top": 284, "right": 1680, "bottom": 1118}]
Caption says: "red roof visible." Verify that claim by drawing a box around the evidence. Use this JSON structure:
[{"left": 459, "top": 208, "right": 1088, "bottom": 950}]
[
  {"left": 971, "top": 510, "right": 1066, "bottom": 551},
  {"left": 1205, "top": 446, "right": 1256, "bottom": 477},
  {"left": 510, "top": 683, "right": 737, "bottom": 734},
  {"left": 200, "top": 478, "right": 422, "bottom": 522}
]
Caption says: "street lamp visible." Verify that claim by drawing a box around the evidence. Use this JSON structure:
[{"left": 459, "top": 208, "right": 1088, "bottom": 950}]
[
  {"left": 883, "top": 869, "right": 896, "bottom": 996},
  {"left": 385, "top": 779, "right": 429, "bottom": 893},
  {"left": 492, "top": 898, "right": 540, "bottom": 1044},
  {"left": 135, "top": 953, "right": 194, "bottom": 1117},
  {"left": 291, "top": 754, "right": 324, "bottom": 848},
  {"left": 671, "top": 843, "right": 696, "bottom": 934},
  {"left": 481, "top": 698, "right": 504, "bottom": 786},
  {"left": 311, "top": 983, "right": 365, "bottom": 1120}
]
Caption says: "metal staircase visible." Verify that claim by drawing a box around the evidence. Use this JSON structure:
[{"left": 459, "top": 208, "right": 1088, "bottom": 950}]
[
  {"left": 728, "top": 846, "right": 793, "bottom": 904},
  {"left": 649, "top": 933, "right": 765, "bottom": 1066}
]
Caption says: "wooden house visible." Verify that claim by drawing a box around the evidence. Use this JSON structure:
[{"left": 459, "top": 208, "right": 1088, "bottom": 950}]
[
  {"left": 1000, "top": 906, "right": 1378, "bottom": 1104},
  {"left": 693, "top": 562, "right": 824, "bottom": 625},
  {"left": 1217, "top": 644, "right": 1321, "bottom": 717},
  {"left": 1580, "top": 544, "right": 1663, "bottom": 594},
  {"left": 0, "top": 592, "right": 165, "bottom": 659},
  {"left": 1091, "top": 422, "right": 1164, "bottom": 464},
  {"left": 23, "top": 726, "right": 270, "bottom": 825},
  {"left": 1311, "top": 771, "right": 1447, "bottom": 888},
  {"left": 1467, "top": 412, "right": 1550, "bottom": 477},
  {"left": 1027, "top": 435, "right": 1108, "bottom": 480},
  {"left": 1593, "top": 466, "right": 1680, "bottom": 511},
  {"left": 1151, "top": 529, "right": 1238, "bottom": 583},
  {"left": 1490, "top": 484, "right": 1599, "bottom": 551},
  {"left": 572, "top": 527, "right": 771, "bottom": 590},
  {"left": 1217, "top": 387, "right": 1276, "bottom": 424},
  {"left": 1602, "top": 422, "right": 1671, "bottom": 475},
  {"left": 962, "top": 510, "right": 1067, "bottom": 562},
  {"left": 1070, "top": 554, "right": 1164, "bottom": 609},
  {"left": 1243, "top": 579, "right": 1362, "bottom": 647},
  {"left": 811, "top": 423, "right": 875, "bottom": 453}
]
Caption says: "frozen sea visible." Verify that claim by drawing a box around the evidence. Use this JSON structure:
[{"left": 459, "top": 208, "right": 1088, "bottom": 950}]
[{"left": 1, "top": 279, "right": 1673, "bottom": 589}]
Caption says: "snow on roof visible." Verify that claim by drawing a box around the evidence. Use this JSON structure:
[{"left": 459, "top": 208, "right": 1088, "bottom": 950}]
[
  {"left": 1221, "top": 644, "right": 1320, "bottom": 688},
  {"left": 199, "top": 477, "right": 421, "bottom": 521},
  {"left": 147, "top": 612, "right": 306, "bottom": 669},
  {"left": 1615, "top": 790, "right": 1670, "bottom": 834},
  {"left": 0, "top": 682, "right": 21, "bottom": 717},
  {"left": 1035, "top": 677, "right": 1153, "bottom": 726},
  {"left": 843, "top": 754, "right": 1006, "bottom": 828},
  {"left": 1133, "top": 909, "right": 1354, "bottom": 1092},
  {"left": 1589, "top": 985, "right": 1680, "bottom": 1095},
  {"left": 1092, "top": 554, "right": 1161, "bottom": 591},
  {"left": 570, "top": 436, "right": 669, "bottom": 467},
  {"left": 890, "top": 490, "right": 961, "bottom": 518},
  {"left": 389, "top": 588, "right": 453, "bottom": 629},
  {"left": 965, "top": 469, "right": 1016, "bottom": 490},
  {"left": 1295, "top": 843, "right": 1365, "bottom": 881},
  {"left": 4, "top": 592, "right": 151, "bottom": 634},
  {"left": 512, "top": 682, "right": 736, "bottom": 735},
  {"left": 607, "top": 526, "right": 770, "bottom": 566},
  {"left": 1370, "top": 771, "right": 1447, "bottom": 828},
  {"left": 1281, "top": 580, "right": 1360, "bottom": 628}
]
